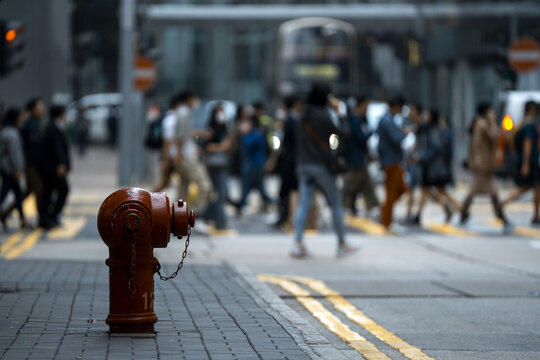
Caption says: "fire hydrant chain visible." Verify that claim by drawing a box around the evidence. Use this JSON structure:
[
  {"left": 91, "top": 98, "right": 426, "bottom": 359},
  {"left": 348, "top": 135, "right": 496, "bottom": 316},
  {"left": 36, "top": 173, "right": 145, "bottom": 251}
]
[{"left": 156, "top": 228, "right": 191, "bottom": 281}]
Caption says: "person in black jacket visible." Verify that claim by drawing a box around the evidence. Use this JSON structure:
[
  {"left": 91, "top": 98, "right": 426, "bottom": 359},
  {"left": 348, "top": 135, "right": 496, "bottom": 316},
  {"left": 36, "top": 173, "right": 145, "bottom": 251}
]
[
  {"left": 273, "top": 95, "right": 302, "bottom": 228},
  {"left": 40, "top": 105, "right": 71, "bottom": 229},
  {"left": 20, "top": 98, "right": 47, "bottom": 226}
]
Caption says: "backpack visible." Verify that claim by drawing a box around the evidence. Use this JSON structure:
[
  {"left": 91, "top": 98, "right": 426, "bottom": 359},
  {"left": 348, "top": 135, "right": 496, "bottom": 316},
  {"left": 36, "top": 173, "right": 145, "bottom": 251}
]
[{"left": 144, "top": 116, "right": 164, "bottom": 150}]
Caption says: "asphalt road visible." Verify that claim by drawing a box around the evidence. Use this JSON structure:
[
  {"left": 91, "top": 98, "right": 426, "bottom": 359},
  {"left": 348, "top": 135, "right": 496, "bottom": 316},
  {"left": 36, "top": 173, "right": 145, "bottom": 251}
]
[{"left": 1, "top": 148, "right": 539, "bottom": 359}]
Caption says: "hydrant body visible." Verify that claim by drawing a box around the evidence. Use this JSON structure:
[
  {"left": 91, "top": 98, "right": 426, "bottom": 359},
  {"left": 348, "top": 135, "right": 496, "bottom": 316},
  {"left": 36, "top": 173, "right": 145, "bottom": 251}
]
[{"left": 97, "top": 188, "right": 194, "bottom": 333}]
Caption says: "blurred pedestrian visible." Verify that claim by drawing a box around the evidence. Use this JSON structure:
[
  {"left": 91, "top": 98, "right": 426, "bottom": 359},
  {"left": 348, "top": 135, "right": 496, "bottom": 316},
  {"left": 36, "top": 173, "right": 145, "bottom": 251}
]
[
  {"left": 377, "top": 95, "right": 408, "bottom": 230},
  {"left": 107, "top": 105, "right": 119, "bottom": 149},
  {"left": 234, "top": 106, "right": 273, "bottom": 216},
  {"left": 20, "top": 98, "right": 47, "bottom": 227},
  {"left": 413, "top": 109, "right": 460, "bottom": 224},
  {"left": 342, "top": 95, "right": 379, "bottom": 218},
  {"left": 0, "top": 108, "right": 27, "bottom": 230},
  {"left": 404, "top": 103, "right": 423, "bottom": 223},
  {"left": 291, "top": 82, "right": 357, "bottom": 258},
  {"left": 153, "top": 94, "right": 182, "bottom": 192},
  {"left": 252, "top": 101, "right": 273, "bottom": 151},
  {"left": 273, "top": 96, "right": 302, "bottom": 227},
  {"left": 502, "top": 101, "right": 540, "bottom": 224},
  {"left": 75, "top": 105, "right": 89, "bottom": 155},
  {"left": 460, "top": 102, "right": 510, "bottom": 232},
  {"left": 229, "top": 105, "right": 252, "bottom": 177},
  {"left": 204, "top": 102, "right": 233, "bottom": 230},
  {"left": 40, "top": 105, "right": 71, "bottom": 229},
  {"left": 173, "top": 90, "right": 212, "bottom": 232}
]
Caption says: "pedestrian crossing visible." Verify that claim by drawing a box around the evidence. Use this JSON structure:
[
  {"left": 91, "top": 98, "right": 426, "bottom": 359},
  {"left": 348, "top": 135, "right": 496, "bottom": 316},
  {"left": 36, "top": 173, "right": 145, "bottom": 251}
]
[
  {"left": 2, "top": 191, "right": 540, "bottom": 260},
  {"left": 0, "top": 193, "right": 100, "bottom": 259}
]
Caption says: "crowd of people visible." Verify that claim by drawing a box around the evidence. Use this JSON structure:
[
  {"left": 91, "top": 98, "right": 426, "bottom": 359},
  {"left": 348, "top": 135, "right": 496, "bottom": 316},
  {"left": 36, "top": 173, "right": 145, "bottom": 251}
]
[
  {"left": 0, "top": 99, "right": 71, "bottom": 231},
  {"left": 2, "top": 83, "right": 539, "bottom": 259},
  {"left": 148, "top": 82, "right": 540, "bottom": 258}
]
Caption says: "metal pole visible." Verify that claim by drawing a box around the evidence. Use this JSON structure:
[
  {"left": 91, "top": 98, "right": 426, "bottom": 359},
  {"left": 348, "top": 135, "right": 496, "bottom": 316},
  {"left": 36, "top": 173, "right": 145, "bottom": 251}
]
[
  {"left": 118, "top": 0, "right": 135, "bottom": 185},
  {"left": 510, "top": 15, "right": 518, "bottom": 42}
]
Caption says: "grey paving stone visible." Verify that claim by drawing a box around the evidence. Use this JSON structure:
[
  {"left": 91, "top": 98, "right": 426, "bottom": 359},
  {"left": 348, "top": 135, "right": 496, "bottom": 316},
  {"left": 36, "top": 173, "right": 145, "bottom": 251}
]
[{"left": 0, "top": 260, "right": 310, "bottom": 360}]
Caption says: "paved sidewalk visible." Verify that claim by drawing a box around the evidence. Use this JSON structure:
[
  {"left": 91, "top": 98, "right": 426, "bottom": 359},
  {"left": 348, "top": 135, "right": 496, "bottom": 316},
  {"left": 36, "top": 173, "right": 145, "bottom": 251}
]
[{"left": 0, "top": 260, "right": 333, "bottom": 360}]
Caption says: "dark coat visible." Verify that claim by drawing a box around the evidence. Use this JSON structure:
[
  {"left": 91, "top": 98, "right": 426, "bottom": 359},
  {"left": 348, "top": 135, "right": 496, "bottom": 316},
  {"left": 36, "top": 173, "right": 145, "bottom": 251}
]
[
  {"left": 20, "top": 116, "right": 44, "bottom": 167},
  {"left": 296, "top": 105, "right": 348, "bottom": 166},
  {"left": 377, "top": 113, "right": 406, "bottom": 168},
  {"left": 345, "top": 113, "right": 370, "bottom": 168},
  {"left": 42, "top": 121, "right": 71, "bottom": 177}
]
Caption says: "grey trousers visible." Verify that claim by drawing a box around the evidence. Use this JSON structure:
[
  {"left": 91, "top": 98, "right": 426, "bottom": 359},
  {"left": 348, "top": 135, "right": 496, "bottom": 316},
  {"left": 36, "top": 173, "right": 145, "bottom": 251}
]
[{"left": 342, "top": 166, "right": 379, "bottom": 212}]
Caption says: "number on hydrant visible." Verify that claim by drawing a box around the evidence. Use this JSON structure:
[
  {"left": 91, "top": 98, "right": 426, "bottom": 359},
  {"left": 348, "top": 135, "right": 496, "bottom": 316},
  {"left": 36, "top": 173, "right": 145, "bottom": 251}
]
[{"left": 97, "top": 188, "right": 195, "bottom": 333}]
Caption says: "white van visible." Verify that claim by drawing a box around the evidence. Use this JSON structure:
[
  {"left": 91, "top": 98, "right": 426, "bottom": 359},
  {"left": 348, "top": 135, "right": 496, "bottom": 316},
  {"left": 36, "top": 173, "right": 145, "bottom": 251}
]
[{"left": 496, "top": 91, "right": 540, "bottom": 126}]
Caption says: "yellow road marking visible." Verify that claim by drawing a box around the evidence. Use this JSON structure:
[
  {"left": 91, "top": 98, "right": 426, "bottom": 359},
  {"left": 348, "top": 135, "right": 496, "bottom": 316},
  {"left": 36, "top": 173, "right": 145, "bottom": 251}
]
[
  {"left": 425, "top": 222, "right": 477, "bottom": 238},
  {"left": 1, "top": 232, "right": 23, "bottom": 254},
  {"left": 286, "top": 275, "right": 436, "bottom": 360},
  {"left": 47, "top": 217, "right": 87, "bottom": 240},
  {"left": 345, "top": 216, "right": 388, "bottom": 235},
  {"left": 22, "top": 194, "right": 37, "bottom": 218},
  {"left": 491, "top": 218, "right": 540, "bottom": 238},
  {"left": 258, "top": 275, "right": 390, "bottom": 360},
  {"left": 3, "top": 229, "right": 43, "bottom": 260},
  {"left": 514, "top": 226, "right": 540, "bottom": 238}
]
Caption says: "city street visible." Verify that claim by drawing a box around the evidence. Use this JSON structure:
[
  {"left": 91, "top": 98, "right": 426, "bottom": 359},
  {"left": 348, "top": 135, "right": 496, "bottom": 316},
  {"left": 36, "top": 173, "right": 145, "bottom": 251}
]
[{"left": 1, "top": 148, "right": 539, "bottom": 360}]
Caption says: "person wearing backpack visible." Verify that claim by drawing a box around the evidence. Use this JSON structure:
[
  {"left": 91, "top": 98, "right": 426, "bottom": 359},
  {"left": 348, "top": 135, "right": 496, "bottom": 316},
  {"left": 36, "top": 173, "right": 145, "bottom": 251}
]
[
  {"left": 502, "top": 101, "right": 540, "bottom": 224},
  {"left": 412, "top": 109, "right": 460, "bottom": 225},
  {"left": 152, "top": 94, "right": 182, "bottom": 192}
]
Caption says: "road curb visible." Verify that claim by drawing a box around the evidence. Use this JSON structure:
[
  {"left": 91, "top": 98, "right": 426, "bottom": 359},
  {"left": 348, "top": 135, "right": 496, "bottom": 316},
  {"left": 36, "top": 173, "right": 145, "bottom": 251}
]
[{"left": 231, "top": 264, "right": 350, "bottom": 360}]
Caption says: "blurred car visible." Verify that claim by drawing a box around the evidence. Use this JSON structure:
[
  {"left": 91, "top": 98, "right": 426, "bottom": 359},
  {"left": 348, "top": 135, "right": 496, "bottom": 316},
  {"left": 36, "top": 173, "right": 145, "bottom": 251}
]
[{"left": 66, "top": 93, "right": 122, "bottom": 143}]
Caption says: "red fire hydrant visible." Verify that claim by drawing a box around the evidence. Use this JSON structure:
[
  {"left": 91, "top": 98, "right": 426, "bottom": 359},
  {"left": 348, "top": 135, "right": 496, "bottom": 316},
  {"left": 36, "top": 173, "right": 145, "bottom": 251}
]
[{"left": 97, "top": 188, "right": 195, "bottom": 333}]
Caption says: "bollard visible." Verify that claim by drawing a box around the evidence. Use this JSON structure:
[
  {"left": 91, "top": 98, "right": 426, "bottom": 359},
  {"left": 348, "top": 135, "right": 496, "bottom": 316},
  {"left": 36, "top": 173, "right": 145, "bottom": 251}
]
[{"left": 97, "top": 188, "right": 195, "bottom": 333}]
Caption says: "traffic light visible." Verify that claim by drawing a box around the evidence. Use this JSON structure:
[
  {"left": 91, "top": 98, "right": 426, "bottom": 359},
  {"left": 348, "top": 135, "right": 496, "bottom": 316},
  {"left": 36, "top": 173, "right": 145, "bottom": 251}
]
[{"left": 0, "top": 20, "right": 25, "bottom": 77}]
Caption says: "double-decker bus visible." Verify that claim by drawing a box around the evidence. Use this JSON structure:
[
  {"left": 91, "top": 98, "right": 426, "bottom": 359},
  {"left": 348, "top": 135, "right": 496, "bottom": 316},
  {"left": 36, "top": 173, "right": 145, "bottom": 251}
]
[{"left": 276, "top": 17, "right": 358, "bottom": 98}]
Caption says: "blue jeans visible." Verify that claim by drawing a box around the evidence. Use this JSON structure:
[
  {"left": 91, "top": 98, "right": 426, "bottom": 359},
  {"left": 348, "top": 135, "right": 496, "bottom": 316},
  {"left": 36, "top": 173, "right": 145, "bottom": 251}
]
[
  {"left": 294, "top": 163, "right": 345, "bottom": 244},
  {"left": 239, "top": 165, "right": 271, "bottom": 208}
]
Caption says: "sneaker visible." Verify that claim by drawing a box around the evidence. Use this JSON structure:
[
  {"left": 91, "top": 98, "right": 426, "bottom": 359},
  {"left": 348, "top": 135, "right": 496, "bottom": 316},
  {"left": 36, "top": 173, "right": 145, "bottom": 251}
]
[
  {"left": 336, "top": 243, "right": 359, "bottom": 258},
  {"left": 502, "top": 221, "right": 513, "bottom": 235},
  {"left": 289, "top": 243, "right": 309, "bottom": 259}
]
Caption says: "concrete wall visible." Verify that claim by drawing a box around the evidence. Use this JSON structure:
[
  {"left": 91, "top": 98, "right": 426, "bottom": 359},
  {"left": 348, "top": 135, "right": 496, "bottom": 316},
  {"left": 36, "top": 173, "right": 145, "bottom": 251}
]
[{"left": 0, "top": 0, "right": 71, "bottom": 109}]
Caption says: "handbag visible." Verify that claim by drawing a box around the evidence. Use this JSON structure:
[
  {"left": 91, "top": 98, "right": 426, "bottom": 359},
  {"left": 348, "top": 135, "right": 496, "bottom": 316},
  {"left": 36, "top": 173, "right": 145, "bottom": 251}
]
[{"left": 302, "top": 118, "right": 347, "bottom": 175}]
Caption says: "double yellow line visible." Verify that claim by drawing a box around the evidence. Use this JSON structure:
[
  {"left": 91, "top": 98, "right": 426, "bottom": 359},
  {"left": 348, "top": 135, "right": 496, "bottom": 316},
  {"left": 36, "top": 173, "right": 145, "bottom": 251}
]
[{"left": 259, "top": 274, "right": 435, "bottom": 360}]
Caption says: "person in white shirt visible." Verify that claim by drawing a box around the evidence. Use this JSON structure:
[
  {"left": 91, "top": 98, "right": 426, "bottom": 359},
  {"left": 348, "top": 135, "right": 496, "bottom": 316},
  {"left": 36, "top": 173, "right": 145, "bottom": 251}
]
[{"left": 153, "top": 95, "right": 182, "bottom": 192}]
